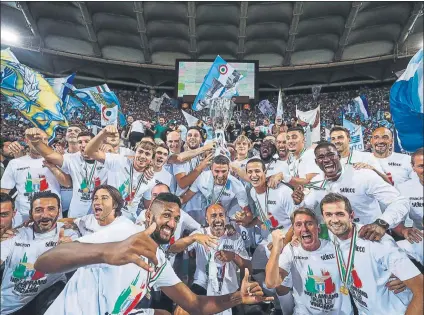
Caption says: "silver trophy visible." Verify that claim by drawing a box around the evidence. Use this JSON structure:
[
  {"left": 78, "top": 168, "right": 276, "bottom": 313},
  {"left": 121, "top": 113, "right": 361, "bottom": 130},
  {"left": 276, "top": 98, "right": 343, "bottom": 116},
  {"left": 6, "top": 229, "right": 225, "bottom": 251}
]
[{"left": 209, "top": 98, "right": 236, "bottom": 157}]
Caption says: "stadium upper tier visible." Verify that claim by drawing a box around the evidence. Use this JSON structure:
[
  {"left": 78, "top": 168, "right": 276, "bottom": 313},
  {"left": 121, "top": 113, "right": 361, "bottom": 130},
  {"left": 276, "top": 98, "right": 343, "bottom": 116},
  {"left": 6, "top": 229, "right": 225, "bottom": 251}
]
[{"left": 1, "top": 1, "right": 423, "bottom": 89}]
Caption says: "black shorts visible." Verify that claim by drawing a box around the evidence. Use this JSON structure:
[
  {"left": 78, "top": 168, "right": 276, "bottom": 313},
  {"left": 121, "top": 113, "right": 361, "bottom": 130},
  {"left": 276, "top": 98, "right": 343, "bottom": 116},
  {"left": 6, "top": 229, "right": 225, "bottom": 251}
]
[{"left": 129, "top": 131, "right": 145, "bottom": 148}]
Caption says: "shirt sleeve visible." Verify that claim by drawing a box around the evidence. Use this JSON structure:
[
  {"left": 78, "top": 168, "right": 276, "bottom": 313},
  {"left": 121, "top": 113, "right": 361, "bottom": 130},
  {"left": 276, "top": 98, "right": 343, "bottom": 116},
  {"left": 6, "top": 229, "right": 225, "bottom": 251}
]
[
  {"left": 104, "top": 153, "right": 126, "bottom": 170},
  {"left": 278, "top": 244, "right": 294, "bottom": 273},
  {"left": 364, "top": 170, "right": 409, "bottom": 228},
  {"left": 1, "top": 236, "right": 16, "bottom": 262},
  {"left": 152, "top": 259, "right": 182, "bottom": 289},
  {"left": 78, "top": 223, "right": 143, "bottom": 244},
  {"left": 0, "top": 160, "right": 16, "bottom": 189},
  {"left": 367, "top": 155, "right": 384, "bottom": 173},
  {"left": 234, "top": 235, "right": 250, "bottom": 260},
  {"left": 373, "top": 236, "right": 421, "bottom": 282},
  {"left": 173, "top": 162, "right": 188, "bottom": 176},
  {"left": 181, "top": 211, "right": 201, "bottom": 233},
  {"left": 233, "top": 179, "right": 249, "bottom": 208},
  {"left": 188, "top": 173, "right": 202, "bottom": 193},
  {"left": 187, "top": 230, "right": 202, "bottom": 251},
  {"left": 61, "top": 153, "right": 72, "bottom": 174}
]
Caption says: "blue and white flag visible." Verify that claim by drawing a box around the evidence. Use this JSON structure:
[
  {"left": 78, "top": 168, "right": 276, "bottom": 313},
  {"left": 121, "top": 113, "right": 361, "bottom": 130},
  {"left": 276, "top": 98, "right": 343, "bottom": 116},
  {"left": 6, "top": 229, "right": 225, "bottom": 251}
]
[
  {"left": 45, "top": 74, "right": 75, "bottom": 104},
  {"left": 66, "top": 84, "right": 126, "bottom": 127},
  {"left": 343, "top": 117, "right": 364, "bottom": 151},
  {"left": 390, "top": 48, "right": 423, "bottom": 152},
  {"left": 192, "top": 55, "right": 243, "bottom": 111},
  {"left": 353, "top": 95, "right": 369, "bottom": 120}
]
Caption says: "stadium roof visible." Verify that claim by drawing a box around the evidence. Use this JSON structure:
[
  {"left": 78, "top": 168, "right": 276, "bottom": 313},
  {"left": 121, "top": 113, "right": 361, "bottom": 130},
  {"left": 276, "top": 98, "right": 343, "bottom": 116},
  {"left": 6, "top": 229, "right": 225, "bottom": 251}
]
[{"left": 1, "top": 1, "right": 423, "bottom": 91}]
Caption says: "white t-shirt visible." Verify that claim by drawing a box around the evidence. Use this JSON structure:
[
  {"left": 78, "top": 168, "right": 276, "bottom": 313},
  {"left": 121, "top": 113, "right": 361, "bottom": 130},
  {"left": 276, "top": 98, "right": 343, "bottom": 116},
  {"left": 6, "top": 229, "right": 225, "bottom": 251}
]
[
  {"left": 74, "top": 214, "right": 133, "bottom": 236},
  {"left": 143, "top": 168, "right": 172, "bottom": 200},
  {"left": 397, "top": 239, "right": 423, "bottom": 266},
  {"left": 1, "top": 155, "right": 61, "bottom": 222},
  {"left": 340, "top": 150, "right": 384, "bottom": 173},
  {"left": 302, "top": 165, "right": 409, "bottom": 228},
  {"left": 103, "top": 153, "right": 155, "bottom": 217},
  {"left": 45, "top": 220, "right": 181, "bottom": 315},
  {"left": 189, "top": 228, "right": 249, "bottom": 295},
  {"left": 119, "top": 147, "right": 135, "bottom": 157},
  {"left": 279, "top": 240, "right": 353, "bottom": 315},
  {"left": 396, "top": 176, "right": 423, "bottom": 230},
  {"left": 335, "top": 226, "right": 420, "bottom": 315},
  {"left": 1, "top": 223, "right": 76, "bottom": 314},
  {"left": 130, "top": 120, "right": 145, "bottom": 133},
  {"left": 375, "top": 152, "right": 413, "bottom": 185},
  {"left": 61, "top": 152, "right": 108, "bottom": 218},
  {"left": 288, "top": 148, "right": 322, "bottom": 179},
  {"left": 190, "top": 171, "right": 249, "bottom": 219},
  {"left": 265, "top": 158, "right": 291, "bottom": 180},
  {"left": 250, "top": 184, "right": 295, "bottom": 230},
  {"left": 174, "top": 157, "right": 205, "bottom": 215}
]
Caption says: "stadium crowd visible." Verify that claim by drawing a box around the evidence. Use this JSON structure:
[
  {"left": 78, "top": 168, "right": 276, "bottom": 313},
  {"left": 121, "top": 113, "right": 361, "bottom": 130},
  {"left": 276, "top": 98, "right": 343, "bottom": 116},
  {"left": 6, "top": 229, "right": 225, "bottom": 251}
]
[{"left": 0, "top": 75, "right": 423, "bottom": 315}]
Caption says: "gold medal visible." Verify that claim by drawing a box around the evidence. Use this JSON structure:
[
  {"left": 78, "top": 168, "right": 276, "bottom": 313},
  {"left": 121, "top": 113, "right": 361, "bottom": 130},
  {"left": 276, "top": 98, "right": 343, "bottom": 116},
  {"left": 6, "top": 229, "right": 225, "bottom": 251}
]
[{"left": 340, "top": 285, "right": 349, "bottom": 295}]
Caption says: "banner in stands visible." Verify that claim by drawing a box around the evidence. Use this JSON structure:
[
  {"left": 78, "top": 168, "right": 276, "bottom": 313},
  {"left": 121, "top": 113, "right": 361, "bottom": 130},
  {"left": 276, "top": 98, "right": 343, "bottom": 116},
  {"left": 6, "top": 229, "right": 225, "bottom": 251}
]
[
  {"left": 390, "top": 48, "right": 423, "bottom": 152},
  {"left": 343, "top": 117, "right": 364, "bottom": 151},
  {"left": 258, "top": 99, "right": 275, "bottom": 117},
  {"left": 149, "top": 93, "right": 170, "bottom": 112},
  {"left": 192, "top": 55, "right": 244, "bottom": 111},
  {"left": 296, "top": 106, "right": 320, "bottom": 148},
  {"left": 276, "top": 89, "right": 284, "bottom": 119},
  {"left": 0, "top": 48, "right": 69, "bottom": 143}
]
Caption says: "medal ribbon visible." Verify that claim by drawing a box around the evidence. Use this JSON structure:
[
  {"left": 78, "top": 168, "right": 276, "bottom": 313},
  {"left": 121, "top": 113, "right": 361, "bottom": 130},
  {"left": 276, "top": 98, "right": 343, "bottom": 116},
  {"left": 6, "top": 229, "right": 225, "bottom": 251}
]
[
  {"left": 303, "top": 179, "right": 327, "bottom": 191},
  {"left": 346, "top": 151, "right": 353, "bottom": 165},
  {"left": 293, "top": 148, "right": 306, "bottom": 177},
  {"left": 334, "top": 224, "right": 357, "bottom": 289},
  {"left": 128, "top": 164, "right": 147, "bottom": 204},
  {"left": 209, "top": 178, "right": 229, "bottom": 205},
  {"left": 84, "top": 161, "right": 97, "bottom": 189},
  {"left": 255, "top": 187, "right": 272, "bottom": 231}
]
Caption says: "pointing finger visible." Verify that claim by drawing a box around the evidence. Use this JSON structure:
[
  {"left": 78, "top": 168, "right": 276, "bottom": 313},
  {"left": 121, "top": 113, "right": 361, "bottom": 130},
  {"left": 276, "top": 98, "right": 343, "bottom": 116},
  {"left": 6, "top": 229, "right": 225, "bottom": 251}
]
[{"left": 243, "top": 268, "right": 250, "bottom": 282}]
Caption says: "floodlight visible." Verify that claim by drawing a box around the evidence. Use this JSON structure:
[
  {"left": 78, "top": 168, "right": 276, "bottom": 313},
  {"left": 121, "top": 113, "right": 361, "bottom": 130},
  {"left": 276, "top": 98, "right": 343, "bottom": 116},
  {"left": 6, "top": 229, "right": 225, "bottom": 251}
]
[{"left": 1, "top": 29, "right": 19, "bottom": 43}]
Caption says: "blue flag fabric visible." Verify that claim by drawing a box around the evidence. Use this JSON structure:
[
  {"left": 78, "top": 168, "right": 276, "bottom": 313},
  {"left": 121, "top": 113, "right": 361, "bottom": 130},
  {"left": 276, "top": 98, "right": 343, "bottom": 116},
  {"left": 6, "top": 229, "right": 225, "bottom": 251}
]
[
  {"left": 46, "top": 74, "right": 75, "bottom": 104},
  {"left": 192, "top": 55, "right": 243, "bottom": 111},
  {"left": 390, "top": 48, "right": 423, "bottom": 152},
  {"left": 65, "top": 84, "right": 126, "bottom": 126},
  {"left": 1, "top": 48, "right": 68, "bottom": 142}
]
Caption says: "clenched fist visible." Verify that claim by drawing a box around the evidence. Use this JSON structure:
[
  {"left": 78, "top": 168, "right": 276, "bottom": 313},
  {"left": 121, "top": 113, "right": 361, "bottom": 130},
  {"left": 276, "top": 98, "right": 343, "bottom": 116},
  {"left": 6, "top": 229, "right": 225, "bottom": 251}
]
[
  {"left": 25, "top": 128, "right": 45, "bottom": 143},
  {"left": 102, "top": 125, "right": 119, "bottom": 137}
]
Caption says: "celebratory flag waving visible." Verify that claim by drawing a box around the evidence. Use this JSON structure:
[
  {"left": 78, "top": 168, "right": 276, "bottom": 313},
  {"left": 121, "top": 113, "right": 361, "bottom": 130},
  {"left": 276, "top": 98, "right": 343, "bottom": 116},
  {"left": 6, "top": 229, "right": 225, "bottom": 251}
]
[
  {"left": 1, "top": 48, "right": 68, "bottom": 142},
  {"left": 182, "top": 110, "right": 200, "bottom": 127},
  {"left": 276, "top": 88, "right": 284, "bottom": 119},
  {"left": 66, "top": 84, "right": 126, "bottom": 127},
  {"left": 343, "top": 117, "right": 364, "bottom": 151},
  {"left": 296, "top": 106, "right": 320, "bottom": 148},
  {"left": 352, "top": 95, "right": 370, "bottom": 121},
  {"left": 46, "top": 74, "right": 75, "bottom": 104},
  {"left": 192, "top": 55, "right": 243, "bottom": 111},
  {"left": 390, "top": 48, "right": 423, "bottom": 152}
]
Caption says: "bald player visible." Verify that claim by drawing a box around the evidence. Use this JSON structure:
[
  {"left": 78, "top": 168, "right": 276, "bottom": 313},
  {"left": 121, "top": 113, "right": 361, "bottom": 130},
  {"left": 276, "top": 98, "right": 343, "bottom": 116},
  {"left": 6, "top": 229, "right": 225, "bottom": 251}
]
[{"left": 371, "top": 127, "right": 413, "bottom": 185}]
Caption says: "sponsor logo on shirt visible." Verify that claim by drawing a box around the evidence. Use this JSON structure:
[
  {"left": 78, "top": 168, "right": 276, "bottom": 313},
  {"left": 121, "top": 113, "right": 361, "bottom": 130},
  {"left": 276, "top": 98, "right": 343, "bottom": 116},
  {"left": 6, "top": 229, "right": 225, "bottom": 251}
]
[
  {"left": 14, "top": 242, "right": 30, "bottom": 247},
  {"left": 222, "top": 192, "right": 231, "bottom": 197},
  {"left": 45, "top": 241, "right": 57, "bottom": 247},
  {"left": 304, "top": 266, "right": 338, "bottom": 311},
  {"left": 339, "top": 187, "right": 355, "bottom": 193},
  {"left": 10, "top": 252, "right": 47, "bottom": 294},
  {"left": 388, "top": 162, "right": 401, "bottom": 167},
  {"left": 410, "top": 196, "right": 423, "bottom": 208},
  {"left": 223, "top": 244, "right": 234, "bottom": 250},
  {"left": 320, "top": 253, "right": 335, "bottom": 261},
  {"left": 294, "top": 255, "right": 308, "bottom": 260},
  {"left": 17, "top": 167, "right": 30, "bottom": 171},
  {"left": 267, "top": 200, "right": 276, "bottom": 205},
  {"left": 356, "top": 246, "right": 365, "bottom": 253}
]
